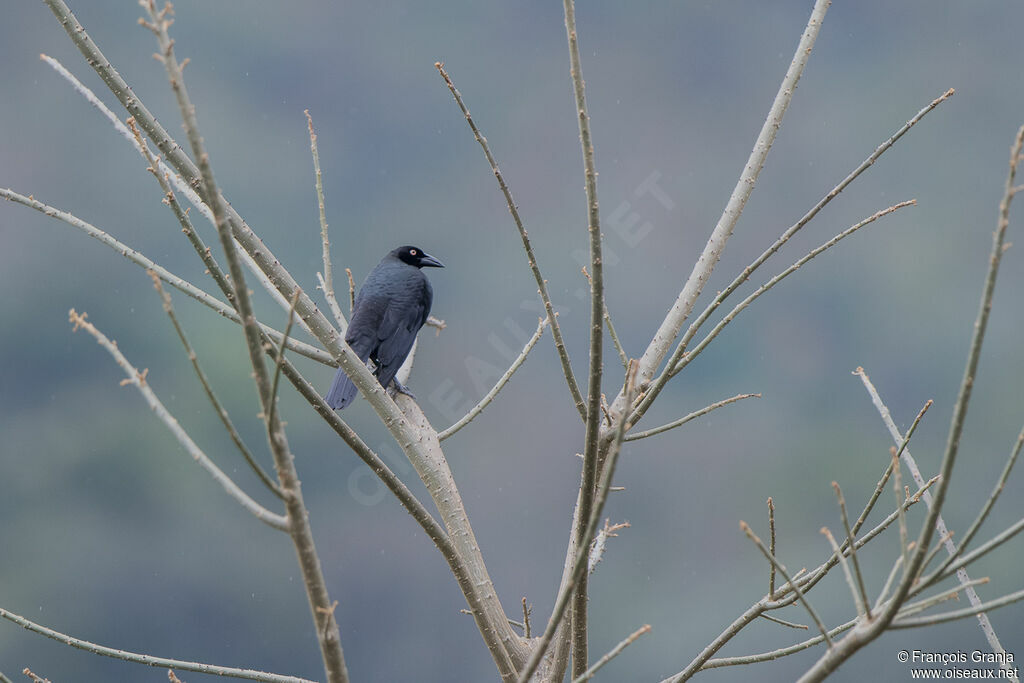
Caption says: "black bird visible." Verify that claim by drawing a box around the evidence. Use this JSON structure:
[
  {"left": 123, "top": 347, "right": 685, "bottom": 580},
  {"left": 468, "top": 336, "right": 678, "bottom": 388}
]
[{"left": 325, "top": 245, "right": 444, "bottom": 410}]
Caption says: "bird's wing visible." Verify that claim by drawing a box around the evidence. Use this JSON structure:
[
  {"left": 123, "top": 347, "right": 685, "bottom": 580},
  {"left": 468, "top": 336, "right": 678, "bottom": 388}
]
[{"left": 373, "top": 282, "right": 432, "bottom": 388}]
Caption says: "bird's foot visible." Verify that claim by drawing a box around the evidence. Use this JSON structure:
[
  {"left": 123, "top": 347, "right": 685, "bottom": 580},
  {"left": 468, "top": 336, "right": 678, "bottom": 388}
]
[{"left": 389, "top": 379, "right": 417, "bottom": 401}]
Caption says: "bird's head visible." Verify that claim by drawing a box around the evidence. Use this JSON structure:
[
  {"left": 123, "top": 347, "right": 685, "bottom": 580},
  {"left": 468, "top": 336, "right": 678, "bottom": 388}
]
[{"left": 392, "top": 245, "right": 445, "bottom": 269}]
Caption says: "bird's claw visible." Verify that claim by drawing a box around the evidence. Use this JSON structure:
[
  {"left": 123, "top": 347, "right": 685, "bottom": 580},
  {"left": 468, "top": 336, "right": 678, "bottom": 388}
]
[{"left": 390, "top": 379, "right": 417, "bottom": 401}]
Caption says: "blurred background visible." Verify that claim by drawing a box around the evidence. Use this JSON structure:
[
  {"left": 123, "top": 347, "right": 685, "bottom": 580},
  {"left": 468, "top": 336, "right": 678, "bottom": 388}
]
[{"left": 2, "top": 2, "right": 1024, "bottom": 681}]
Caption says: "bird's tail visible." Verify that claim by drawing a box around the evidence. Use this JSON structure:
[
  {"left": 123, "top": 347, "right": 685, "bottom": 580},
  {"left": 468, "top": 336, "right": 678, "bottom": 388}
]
[{"left": 325, "top": 364, "right": 361, "bottom": 410}]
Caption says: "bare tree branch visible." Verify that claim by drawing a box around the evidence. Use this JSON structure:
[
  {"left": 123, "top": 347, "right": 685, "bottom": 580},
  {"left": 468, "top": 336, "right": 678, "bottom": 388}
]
[
  {"left": 767, "top": 498, "right": 777, "bottom": 599},
  {"left": 434, "top": 61, "right": 586, "bottom": 422},
  {"left": 141, "top": 5, "right": 349, "bottom": 679},
  {"left": 41, "top": 16, "right": 528, "bottom": 670},
  {"left": 582, "top": 266, "right": 629, "bottom": 370},
  {"left": 658, "top": 404, "right": 938, "bottom": 683},
  {"left": 853, "top": 367, "right": 1009, "bottom": 665},
  {"left": 266, "top": 289, "right": 301, "bottom": 432},
  {"left": 38, "top": 53, "right": 312, "bottom": 331},
  {"left": 517, "top": 362, "right": 639, "bottom": 683},
  {"left": 651, "top": 201, "right": 915, "bottom": 414},
  {"left": 936, "top": 423, "right": 1024, "bottom": 578},
  {"left": 67, "top": 309, "right": 288, "bottom": 531},
  {"left": 571, "top": 624, "right": 651, "bottom": 683},
  {"left": 702, "top": 619, "right": 857, "bottom": 670},
  {"left": 832, "top": 483, "right": 870, "bottom": 618},
  {"left": 20, "top": 669, "right": 48, "bottom": 683},
  {"left": 0, "top": 187, "right": 331, "bottom": 365},
  {"left": 438, "top": 316, "right": 548, "bottom": 441},
  {"left": 741, "top": 522, "right": 832, "bottom": 646},
  {"left": 799, "top": 123, "right": 1024, "bottom": 683},
  {"left": 624, "top": 392, "right": 760, "bottom": 442},
  {"left": 759, "top": 613, "right": 807, "bottom": 630},
  {"left": 892, "top": 588, "right": 1024, "bottom": 629},
  {"left": 306, "top": 110, "right": 347, "bottom": 333},
  {"left": 928, "top": 515, "right": 1024, "bottom": 586},
  {"left": 0, "top": 607, "right": 311, "bottom": 683},
  {"left": 898, "top": 578, "right": 991, "bottom": 620},
  {"left": 625, "top": 0, "right": 831, "bottom": 405},
  {"left": 560, "top": 0, "right": 608, "bottom": 671},
  {"left": 149, "top": 273, "right": 283, "bottom": 499},
  {"left": 665, "top": 89, "right": 954, "bottom": 391}
]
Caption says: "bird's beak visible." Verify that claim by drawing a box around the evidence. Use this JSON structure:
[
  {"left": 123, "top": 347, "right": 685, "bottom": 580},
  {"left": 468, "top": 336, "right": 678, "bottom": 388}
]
[{"left": 419, "top": 253, "right": 445, "bottom": 268}]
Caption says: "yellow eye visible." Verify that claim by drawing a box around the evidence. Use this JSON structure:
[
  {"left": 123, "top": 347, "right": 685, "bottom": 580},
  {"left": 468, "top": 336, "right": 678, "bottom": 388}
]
[{"left": 410, "top": 249, "right": 418, "bottom": 256}]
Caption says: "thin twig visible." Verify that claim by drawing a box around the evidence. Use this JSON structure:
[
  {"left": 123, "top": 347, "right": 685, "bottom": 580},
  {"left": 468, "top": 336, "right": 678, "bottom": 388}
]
[
  {"left": 127, "top": 117, "right": 236, "bottom": 312},
  {"left": 667, "top": 201, "right": 914, "bottom": 380},
  {"left": 149, "top": 273, "right": 283, "bottom": 499},
  {"left": 521, "top": 598, "right": 532, "bottom": 640},
  {"left": 793, "top": 473, "right": 940, "bottom": 599},
  {"left": 44, "top": 1, "right": 415, "bottom": 446},
  {"left": 637, "top": 200, "right": 914, "bottom": 424},
  {"left": 791, "top": 400, "right": 932, "bottom": 601},
  {"left": 832, "top": 483, "right": 870, "bottom": 618},
  {"left": 874, "top": 556, "right": 904, "bottom": 612},
  {"left": 583, "top": 266, "right": 628, "bottom": 369},
  {"left": 892, "top": 451, "right": 910, "bottom": 577},
  {"left": 345, "top": 268, "right": 356, "bottom": 313},
  {"left": 0, "top": 607, "right": 310, "bottom": 683},
  {"left": 673, "top": 89, "right": 955, "bottom": 392},
  {"left": 43, "top": 6, "right": 523, "bottom": 678},
  {"left": 664, "top": 604, "right": 764, "bottom": 682},
  {"left": 503, "top": 617, "right": 526, "bottom": 631},
  {"left": 820, "top": 526, "right": 865, "bottom": 618},
  {"left": 39, "top": 53, "right": 312, "bottom": 331},
  {"left": 0, "top": 187, "right": 331, "bottom": 366},
  {"left": 626, "top": 0, "right": 832, "bottom": 416},
  {"left": 438, "top": 316, "right": 548, "bottom": 440},
  {"left": 567, "top": 17, "right": 615, "bottom": 652},
  {"left": 517, "top": 362, "right": 639, "bottom": 683},
  {"left": 142, "top": 5, "right": 348, "bottom": 681},
  {"left": 624, "top": 393, "right": 760, "bottom": 442},
  {"left": 800, "top": 124, "right": 1024, "bottom": 683},
  {"left": 768, "top": 497, "right": 777, "bottom": 598},
  {"left": 662, "top": 464, "right": 937, "bottom": 683},
  {"left": 852, "top": 400, "right": 932, "bottom": 536},
  {"left": 899, "top": 578, "right": 990, "bottom": 619},
  {"left": 854, "top": 367, "right": 1008, "bottom": 662},
  {"left": 270, "top": 351, "right": 516, "bottom": 673},
  {"left": 434, "top": 61, "right": 586, "bottom": 422},
  {"left": 571, "top": 624, "right": 651, "bottom": 683},
  {"left": 306, "top": 110, "right": 347, "bottom": 333},
  {"left": 891, "top": 588, "right": 1024, "bottom": 629},
  {"left": 701, "top": 619, "right": 857, "bottom": 670},
  {"left": 635, "top": 86, "right": 955, "bottom": 426},
  {"left": 759, "top": 613, "right": 807, "bottom": 630},
  {"left": 919, "top": 530, "right": 956, "bottom": 577},
  {"left": 563, "top": 2, "right": 609, "bottom": 665},
  {"left": 741, "top": 521, "right": 832, "bottom": 646},
  {"left": 929, "top": 515, "right": 1024, "bottom": 586},
  {"left": 44, "top": 23, "right": 502, "bottom": 654},
  {"left": 935, "top": 423, "right": 1024, "bottom": 578},
  {"left": 603, "top": 306, "right": 629, "bottom": 371},
  {"left": 68, "top": 309, "right": 288, "bottom": 531},
  {"left": 42, "top": 0, "right": 446, "bottom": 460},
  {"left": 266, "top": 289, "right": 301, "bottom": 432}
]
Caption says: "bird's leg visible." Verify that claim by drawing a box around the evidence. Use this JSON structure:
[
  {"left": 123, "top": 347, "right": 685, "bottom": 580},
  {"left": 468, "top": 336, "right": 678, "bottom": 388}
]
[{"left": 389, "top": 378, "right": 417, "bottom": 401}]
